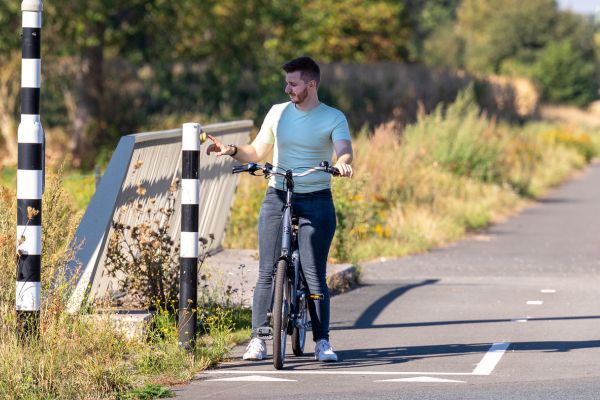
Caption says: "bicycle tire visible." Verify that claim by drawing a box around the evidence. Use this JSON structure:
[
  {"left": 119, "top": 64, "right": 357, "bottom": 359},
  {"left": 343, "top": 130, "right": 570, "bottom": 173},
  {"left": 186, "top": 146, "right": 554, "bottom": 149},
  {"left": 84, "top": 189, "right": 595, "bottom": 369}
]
[
  {"left": 292, "top": 294, "right": 307, "bottom": 356},
  {"left": 272, "top": 259, "right": 290, "bottom": 369}
]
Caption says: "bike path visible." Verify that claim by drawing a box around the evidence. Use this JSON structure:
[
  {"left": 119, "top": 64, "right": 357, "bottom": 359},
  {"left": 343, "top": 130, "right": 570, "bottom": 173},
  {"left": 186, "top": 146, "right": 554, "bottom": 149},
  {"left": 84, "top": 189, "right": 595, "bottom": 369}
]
[{"left": 174, "top": 163, "right": 600, "bottom": 400}]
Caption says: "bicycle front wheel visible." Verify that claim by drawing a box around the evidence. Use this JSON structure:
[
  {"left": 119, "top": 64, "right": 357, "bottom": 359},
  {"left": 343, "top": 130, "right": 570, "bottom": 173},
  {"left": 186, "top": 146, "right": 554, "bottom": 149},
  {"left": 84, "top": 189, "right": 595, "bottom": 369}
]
[{"left": 272, "top": 259, "right": 290, "bottom": 369}]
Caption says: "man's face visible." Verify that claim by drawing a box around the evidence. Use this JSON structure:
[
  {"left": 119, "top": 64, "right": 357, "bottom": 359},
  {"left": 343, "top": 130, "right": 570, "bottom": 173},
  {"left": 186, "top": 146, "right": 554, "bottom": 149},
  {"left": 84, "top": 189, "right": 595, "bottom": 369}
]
[{"left": 285, "top": 71, "right": 310, "bottom": 104}]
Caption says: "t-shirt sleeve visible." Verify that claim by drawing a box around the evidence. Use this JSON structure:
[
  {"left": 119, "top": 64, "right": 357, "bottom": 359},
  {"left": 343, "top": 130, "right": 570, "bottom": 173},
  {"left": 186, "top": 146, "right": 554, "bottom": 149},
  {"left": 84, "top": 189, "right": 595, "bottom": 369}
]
[
  {"left": 332, "top": 112, "right": 352, "bottom": 142},
  {"left": 255, "top": 106, "right": 277, "bottom": 145}
]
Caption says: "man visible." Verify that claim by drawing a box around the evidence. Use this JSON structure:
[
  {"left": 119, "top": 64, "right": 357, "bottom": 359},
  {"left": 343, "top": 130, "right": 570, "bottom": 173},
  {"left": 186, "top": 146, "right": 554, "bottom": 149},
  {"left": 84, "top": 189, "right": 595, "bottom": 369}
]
[{"left": 206, "top": 56, "right": 353, "bottom": 362}]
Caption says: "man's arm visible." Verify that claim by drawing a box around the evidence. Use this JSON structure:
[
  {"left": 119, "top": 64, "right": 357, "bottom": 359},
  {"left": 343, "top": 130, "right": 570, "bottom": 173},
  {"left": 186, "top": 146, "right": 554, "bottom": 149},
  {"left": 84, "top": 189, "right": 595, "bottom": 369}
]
[
  {"left": 206, "top": 134, "right": 272, "bottom": 163},
  {"left": 333, "top": 139, "right": 353, "bottom": 177}
]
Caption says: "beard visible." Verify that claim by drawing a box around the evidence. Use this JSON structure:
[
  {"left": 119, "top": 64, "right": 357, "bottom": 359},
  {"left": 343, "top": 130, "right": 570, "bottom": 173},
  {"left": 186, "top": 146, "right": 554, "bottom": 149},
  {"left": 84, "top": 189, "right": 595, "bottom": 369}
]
[{"left": 290, "top": 87, "right": 309, "bottom": 104}]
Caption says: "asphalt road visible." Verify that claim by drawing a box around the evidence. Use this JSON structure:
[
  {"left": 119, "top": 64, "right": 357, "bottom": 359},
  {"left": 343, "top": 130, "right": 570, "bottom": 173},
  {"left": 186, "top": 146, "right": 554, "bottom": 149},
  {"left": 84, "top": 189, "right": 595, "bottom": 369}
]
[{"left": 175, "top": 163, "right": 600, "bottom": 400}]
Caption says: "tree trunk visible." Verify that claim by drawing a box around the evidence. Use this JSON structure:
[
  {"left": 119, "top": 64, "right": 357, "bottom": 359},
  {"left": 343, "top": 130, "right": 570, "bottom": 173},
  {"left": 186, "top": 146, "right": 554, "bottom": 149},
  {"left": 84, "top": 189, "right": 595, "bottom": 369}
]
[
  {"left": 0, "top": 52, "right": 20, "bottom": 166},
  {"left": 68, "top": 23, "right": 105, "bottom": 165}
]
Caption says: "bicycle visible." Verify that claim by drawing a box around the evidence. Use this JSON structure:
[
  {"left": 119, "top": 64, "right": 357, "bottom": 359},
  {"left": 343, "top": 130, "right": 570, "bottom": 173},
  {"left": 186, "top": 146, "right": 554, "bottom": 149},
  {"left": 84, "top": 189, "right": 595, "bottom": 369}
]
[{"left": 232, "top": 161, "right": 339, "bottom": 369}]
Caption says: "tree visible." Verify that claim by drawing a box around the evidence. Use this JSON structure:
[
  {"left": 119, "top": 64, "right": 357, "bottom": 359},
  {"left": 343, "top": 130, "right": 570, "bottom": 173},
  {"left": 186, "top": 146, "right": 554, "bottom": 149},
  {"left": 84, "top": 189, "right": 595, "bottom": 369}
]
[
  {"left": 423, "top": 21, "right": 464, "bottom": 69},
  {"left": 457, "top": 0, "right": 598, "bottom": 105},
  {"left": 533, "top": 40, "right": 597, "bottom": 106},
  {"left": 406, "top": 0, "right": 461, "bottom": 62},
  {"left": 42, "top": 0, "right": 181, "bottom": 164},
  {"left": 457, "top": 0, "right": 557, "bottom": 73},
  {"left": 298, "top": 0, "right": 412, "bottom": 62}
]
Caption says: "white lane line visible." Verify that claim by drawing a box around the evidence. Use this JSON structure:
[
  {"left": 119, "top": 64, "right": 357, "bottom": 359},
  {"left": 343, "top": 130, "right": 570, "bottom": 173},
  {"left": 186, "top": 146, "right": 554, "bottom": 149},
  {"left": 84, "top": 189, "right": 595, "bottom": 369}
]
[
  {"left": 375, "top": 376, "right": 466, "bottom": 383},
  {"left": 471, "top": 342, "right": 510, "bottom": 376},
  {"left": 204, "top": 370, "right": 473, "bottom": 376},
  {"left": 526, "top": 300, "right": 543, "bottom": 305},
  {"left": 541, "top": 289, "right": 556, "bottom": 293},
  {"left": 207, "top": 375, "right": 296, "bottom": 382}
]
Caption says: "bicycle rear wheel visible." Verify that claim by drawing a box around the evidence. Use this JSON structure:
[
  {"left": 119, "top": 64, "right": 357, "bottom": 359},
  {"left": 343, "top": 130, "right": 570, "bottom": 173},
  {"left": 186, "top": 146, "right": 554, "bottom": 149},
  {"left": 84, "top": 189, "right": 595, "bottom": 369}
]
[
  {"left": 272, "top": 259, "right": 290, "bottom": 369},
  {"left": 292, "top": 293, "right": 307, "bottom": 356}
]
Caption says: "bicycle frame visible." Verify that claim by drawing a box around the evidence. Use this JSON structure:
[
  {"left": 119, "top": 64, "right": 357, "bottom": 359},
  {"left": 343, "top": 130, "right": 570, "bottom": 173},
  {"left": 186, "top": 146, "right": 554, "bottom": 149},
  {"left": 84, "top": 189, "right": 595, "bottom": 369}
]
[{"left": 275, "top": 170, "right": 304, "bottom": 328}]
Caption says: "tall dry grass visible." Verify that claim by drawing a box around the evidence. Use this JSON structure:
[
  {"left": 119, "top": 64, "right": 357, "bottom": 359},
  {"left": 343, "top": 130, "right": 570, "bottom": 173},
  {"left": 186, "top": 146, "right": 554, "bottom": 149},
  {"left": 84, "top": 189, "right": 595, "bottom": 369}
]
[
  {"left": 0, "top": 170, "right": 251, "bottom": 399},
  {"left": 0, "top": 172, "right": 134, "bottom": 399},
  {"left": 225, "top": 88, "right": 598, "bottom": 263}
]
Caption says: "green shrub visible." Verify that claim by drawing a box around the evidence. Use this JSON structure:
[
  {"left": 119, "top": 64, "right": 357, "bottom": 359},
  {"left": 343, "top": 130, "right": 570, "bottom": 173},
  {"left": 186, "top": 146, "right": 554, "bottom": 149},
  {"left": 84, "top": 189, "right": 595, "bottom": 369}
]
[
  {"left": 402, "top": 87, "right": 505, "bottom": 183},
  {"left": 532, "top": 40, "right": 597, "bottom": 107}
]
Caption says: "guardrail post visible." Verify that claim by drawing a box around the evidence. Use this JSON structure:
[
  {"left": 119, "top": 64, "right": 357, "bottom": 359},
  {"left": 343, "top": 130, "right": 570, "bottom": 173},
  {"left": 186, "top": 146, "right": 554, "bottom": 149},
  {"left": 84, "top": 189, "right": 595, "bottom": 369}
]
[
  {"left": 178, "top": 122, "right": 202, "bottom": 349},
  {"left": 16, "top": 0, "right": 44, "bottom": 339}
]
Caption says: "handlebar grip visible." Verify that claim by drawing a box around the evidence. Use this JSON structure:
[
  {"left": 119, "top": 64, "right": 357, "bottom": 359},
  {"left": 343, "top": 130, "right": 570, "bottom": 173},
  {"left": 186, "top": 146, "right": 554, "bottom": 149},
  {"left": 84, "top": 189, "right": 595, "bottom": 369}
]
[
  {"left": 232, "top": 165, "right": 249, "bottom": 174},
  {"left": 232, "top": 163, "right": 260, "bottom": 174},
  {"left": 331, "top": 167, "right": 341, "bottom": 176}
]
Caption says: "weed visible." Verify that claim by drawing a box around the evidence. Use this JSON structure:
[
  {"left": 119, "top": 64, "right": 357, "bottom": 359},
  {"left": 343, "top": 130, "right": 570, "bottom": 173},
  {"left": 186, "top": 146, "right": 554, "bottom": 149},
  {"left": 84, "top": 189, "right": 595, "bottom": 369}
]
[
  {"left": 0, "top": 167, "right": 252, "bottom": 399},
  {"left": 222, "top": 88, "right": 598, "bottom": 263},
  {"left": 120, "top": 384, "right": 175, "bottom": 400}
]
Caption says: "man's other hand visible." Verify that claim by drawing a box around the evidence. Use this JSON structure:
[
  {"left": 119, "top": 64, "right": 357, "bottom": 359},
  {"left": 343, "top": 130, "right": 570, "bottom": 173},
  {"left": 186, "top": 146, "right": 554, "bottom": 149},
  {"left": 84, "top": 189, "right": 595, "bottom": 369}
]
[{"left": 206, "top": 134, "right": 234, "bottom": 156}]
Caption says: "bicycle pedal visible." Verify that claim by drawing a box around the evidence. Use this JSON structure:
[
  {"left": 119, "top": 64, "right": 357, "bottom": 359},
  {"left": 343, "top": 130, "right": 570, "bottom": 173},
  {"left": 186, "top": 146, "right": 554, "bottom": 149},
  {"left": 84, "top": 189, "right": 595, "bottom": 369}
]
[
  {"left": 257, "top": 326, "right": 273, "bottom": 340},
  {"left": 309, "top": 294, "right": 324, "bottom": 300}
]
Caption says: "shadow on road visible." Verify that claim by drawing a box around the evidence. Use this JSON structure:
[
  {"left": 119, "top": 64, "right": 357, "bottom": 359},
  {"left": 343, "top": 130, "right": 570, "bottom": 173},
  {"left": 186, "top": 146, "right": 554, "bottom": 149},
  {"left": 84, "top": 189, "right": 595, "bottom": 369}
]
[
  {"left": 352, "top": 279, "right": 439, "bottom": 328},
  {"left": 331, "top": 314, "right": 600, "bottom": 331},
  {"left": 215, "top": 339, "right": 600, "bottom": 371}
]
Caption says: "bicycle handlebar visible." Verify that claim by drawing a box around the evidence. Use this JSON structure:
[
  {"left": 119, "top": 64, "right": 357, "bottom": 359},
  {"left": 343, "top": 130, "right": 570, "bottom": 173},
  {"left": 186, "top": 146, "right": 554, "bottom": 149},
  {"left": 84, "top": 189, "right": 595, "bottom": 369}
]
[{"left": 231, "top": 161, "right": 340, "bottom": 177}]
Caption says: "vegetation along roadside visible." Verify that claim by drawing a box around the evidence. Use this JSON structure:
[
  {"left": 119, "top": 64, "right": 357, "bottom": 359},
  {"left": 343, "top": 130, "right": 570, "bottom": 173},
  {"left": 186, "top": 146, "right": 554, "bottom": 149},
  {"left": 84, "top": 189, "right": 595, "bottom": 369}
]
[
  {"left": 0, "top": 88, "right": 598, "bottom": 399},
  {"left": 226, "top": 88, "right": 600, "bottom": 264}
]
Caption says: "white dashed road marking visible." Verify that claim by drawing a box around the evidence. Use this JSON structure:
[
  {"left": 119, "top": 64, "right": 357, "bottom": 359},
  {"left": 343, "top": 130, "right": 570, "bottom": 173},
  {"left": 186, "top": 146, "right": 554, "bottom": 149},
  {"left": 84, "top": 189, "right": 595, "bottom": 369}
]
[
  {"left": 471, "top": 342, "right": 511, "bottom": 376},
  {"left": 526, "top": 300, "right": 544, "bottom": 305}
]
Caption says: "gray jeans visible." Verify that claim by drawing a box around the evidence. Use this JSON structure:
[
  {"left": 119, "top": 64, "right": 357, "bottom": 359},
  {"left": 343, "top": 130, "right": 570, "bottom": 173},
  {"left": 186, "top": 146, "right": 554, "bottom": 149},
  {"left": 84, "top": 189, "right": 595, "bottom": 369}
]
[{"left": 252, "top": 187, "right": 336, "bottom": 342}]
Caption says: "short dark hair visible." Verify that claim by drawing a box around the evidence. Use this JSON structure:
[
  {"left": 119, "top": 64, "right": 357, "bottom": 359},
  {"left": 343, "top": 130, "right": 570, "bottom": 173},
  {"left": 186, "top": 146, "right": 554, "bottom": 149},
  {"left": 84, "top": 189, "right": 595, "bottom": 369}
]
[{"left": 282, "top": 56, "right": 320, "bottom": 85}]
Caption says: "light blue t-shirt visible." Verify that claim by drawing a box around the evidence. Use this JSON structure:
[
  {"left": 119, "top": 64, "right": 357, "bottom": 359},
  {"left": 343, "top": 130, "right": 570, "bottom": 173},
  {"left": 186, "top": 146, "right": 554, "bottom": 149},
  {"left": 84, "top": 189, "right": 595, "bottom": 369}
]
[{"left": 255, "top": 102, "right": 352, "bottom": 193}]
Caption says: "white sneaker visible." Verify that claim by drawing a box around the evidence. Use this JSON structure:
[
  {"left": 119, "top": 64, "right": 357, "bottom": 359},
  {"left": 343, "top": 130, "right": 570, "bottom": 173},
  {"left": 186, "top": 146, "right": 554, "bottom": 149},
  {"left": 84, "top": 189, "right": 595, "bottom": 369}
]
[
  {"left": 314, "top": 339, "right": 338, "bottom": 362},
  {"left": 243, "top": 338, "right": 267, "bottom": 361}
]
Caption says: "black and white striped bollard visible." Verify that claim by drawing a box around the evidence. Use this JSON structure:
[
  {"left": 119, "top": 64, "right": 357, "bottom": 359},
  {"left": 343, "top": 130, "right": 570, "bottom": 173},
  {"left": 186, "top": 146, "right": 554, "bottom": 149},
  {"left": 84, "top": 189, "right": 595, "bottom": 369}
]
[
  {"left": 178, "top": 123, "right": 204, "bottom": 349},
  {"left": 16, "top": 0, "right": 44, "bottom": 337}
]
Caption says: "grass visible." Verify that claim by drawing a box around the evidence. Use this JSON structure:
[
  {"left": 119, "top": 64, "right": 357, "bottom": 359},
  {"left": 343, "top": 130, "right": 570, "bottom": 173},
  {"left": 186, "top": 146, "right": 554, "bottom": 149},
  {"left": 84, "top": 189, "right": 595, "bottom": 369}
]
[
  {"left": 0, "top": 166, "right": 96, "bottom": 211},
  {"left": 1, "top": 88, "right": 599, "bottom": 397},
  {"left": 225, "top": 88, "right": 600, "bottom": 263},
  {"left": 0, "top": 171, "right": 252, "bottom": 399}
]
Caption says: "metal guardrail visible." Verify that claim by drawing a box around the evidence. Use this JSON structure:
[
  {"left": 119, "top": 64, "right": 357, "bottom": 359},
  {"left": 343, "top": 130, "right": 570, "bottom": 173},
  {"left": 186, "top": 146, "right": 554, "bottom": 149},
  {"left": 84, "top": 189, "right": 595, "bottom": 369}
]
[{"left": 65, "top": 120, "right": 253, "bottom": 312}]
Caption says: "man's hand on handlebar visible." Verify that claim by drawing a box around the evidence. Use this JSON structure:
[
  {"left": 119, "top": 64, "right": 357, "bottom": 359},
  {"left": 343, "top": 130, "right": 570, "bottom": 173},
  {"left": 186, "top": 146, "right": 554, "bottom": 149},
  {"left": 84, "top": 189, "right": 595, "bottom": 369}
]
[{"left": 333, "top": 162, "right": 353, "bottom": 178}]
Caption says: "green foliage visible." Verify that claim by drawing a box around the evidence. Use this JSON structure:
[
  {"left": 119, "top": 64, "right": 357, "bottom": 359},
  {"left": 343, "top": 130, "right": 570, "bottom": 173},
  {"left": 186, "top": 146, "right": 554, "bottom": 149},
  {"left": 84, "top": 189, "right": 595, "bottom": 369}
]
[
  {"left": 225, "top": 174, "right": 267, "bottom": 249},
  {"left": 0, "top": 163, "right": 257, "bottom": 400},
  {"left": 0, "top": 0, "right": 598, "bottom": 166},
  {"left": 457, "top": 0, "right": 557, "bottom": 73},
  {"left": 330, "top": 174, "right": 387, "bottom": 264},
  {"left": 0, "top": 1, "right": 20, "bottom": 56},
  {"left": 224, "top": 92, "right": 599, "bottom": 263},
  {"left": 455, "top": 0, "right": 598, "bottom": 106},
  {"left": 403, "top": 87, "right": 505, "bottom": 183},
  {"left": 299, "top": 0, "right": 412, "bottom": 62},
  {"left": 121, "top": 384, "right": 175, "bottom": 400},
  {"left": 423, "top": 22, "right": 463, "bottom": 69},
  {"left": 533, "top": 40, "right": 597, "bottom": 107}
]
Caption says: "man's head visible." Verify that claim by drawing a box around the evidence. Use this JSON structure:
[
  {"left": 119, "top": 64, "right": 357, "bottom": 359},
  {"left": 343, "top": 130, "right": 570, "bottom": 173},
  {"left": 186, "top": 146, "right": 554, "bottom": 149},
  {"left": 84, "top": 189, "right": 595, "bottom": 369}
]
[{"left": 282, "top": 56, "right": 320, "bottom": 106}]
